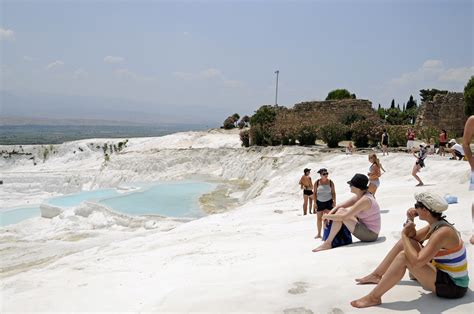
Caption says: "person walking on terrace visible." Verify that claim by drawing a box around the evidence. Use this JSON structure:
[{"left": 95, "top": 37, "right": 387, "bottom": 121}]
[
  {"left": 381, "top": 129, "right": 389, "bottom": 156},
  {"left": 412, "top": 143, "right": 427, "bottom": 186},
  {"left": 313, "top": 168, "right": 336, "bottom": 239},
  {"left": 352, "top": 192, "right": 469, "bottom": 308},
  {"left": 439, "top": 129, "right": 448, "bottom": 156},
  {"left": 299, "top": 168, "right": 313, "bottom": 215}
]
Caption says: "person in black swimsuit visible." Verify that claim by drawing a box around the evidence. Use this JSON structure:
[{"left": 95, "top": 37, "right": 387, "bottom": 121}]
[{"left": 299, "top": 168, "right": 313, "bottom": 215}]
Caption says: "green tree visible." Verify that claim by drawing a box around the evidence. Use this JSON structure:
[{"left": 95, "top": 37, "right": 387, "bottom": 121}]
[
  {"left": 464, "top": 76, "right": 474, "bottom": 116},
  {"left": 390, "top": 99, "right": 395, "bottom": 109},
  {"left": 325, "top": 89, "right": 354, "bottom": 100},
  {"left": 419, "top": 89, "right": 448, "bottom": 102},
  {"left": 250, "top": 105, "right": 278, "bottom": 125},
  {"left": 406, "top": 95, "right": 417, "bottom": 110},
  {"left": 232, "top": 113, "right": 240, "bottom": 122}
]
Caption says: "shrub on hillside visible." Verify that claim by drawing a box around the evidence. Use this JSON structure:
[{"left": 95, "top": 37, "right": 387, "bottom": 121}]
[
  {"left": 464, "top": 76, "right": 474, "bottom": 116},
  {"left": 249, "top": 124, "right": 281, "bottom": 146},
  {"left": 340, "top": 111, "right": 366, "bottom": 126},
  {"left": 319, "top": 123, "right": 346, "bottom": 148},
  {"left": 296, "top": 125, "right": 318, "bottom": 146},
  {"left": 250, "top": 105, "right": 278, "bottom": 126},
  {"left": 239, "top": 130, "right": 250, "bottom": 147},
  {"left": 386, "top": 125, "right": 408, "bottom": 147},
  {"left": 416, "top": 126, "right": 439, "bottom": 144},
  {"left": 351, "top": 118, "right": 383, "bottom": 148},
  {"left": 222, "top": 116, "right": 236, "bottom": 129}
]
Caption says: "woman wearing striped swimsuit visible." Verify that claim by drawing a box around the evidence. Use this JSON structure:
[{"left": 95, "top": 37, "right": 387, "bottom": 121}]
[{"left": 352, "top": 191, "right": 468, "bottom": 308}]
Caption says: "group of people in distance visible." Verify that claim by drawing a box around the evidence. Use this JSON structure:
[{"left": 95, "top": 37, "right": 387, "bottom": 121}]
[{"left": 297, "top": 121, "right": 471, "bottom": 308}]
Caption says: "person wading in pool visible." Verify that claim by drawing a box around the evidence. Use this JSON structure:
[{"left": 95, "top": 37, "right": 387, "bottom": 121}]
[{"left": 299, "top": 168, "right": 314, "bottom": 215}]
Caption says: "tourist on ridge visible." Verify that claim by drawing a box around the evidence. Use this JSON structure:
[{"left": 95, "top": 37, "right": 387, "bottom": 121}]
[
  {"left": 428, "top": 138, "right": 436, "bottom": 155},
  {"left": 381, "top": 129, "right": 389, "bottom": 156},
  {"left": 313, "top": 168, "right": 336, "bottom": 239},
  {"left": 406, "top": 128, "right": 416, "bottom": 152},
  {"left": 462, "top": 116, "right": 474, "bottom": 245},
  {"left": 346, "top": 141, "right": 354, "bottom": 155},
  {"left": 368, "top": 153, "right": 385, "bottom": 196},
  {"left": 447, "top": 139, "right": 465, "bottom": 160},
  {"left": 412, "top": 143, "right": 427, "bottom": 186},
  {"left": 312, "top": 174, "right": 380, "bottom": 252},
  {"left": 299, "top": 168, "right": 313, "bottom": 215},
  {"left": 352, "top": 192, "right": 469, "bottom": 308},
  {"left": 439, "top": 129, "right": 448, "bottom": 156}
]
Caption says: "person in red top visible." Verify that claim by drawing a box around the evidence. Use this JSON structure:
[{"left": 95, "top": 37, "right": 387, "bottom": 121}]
[
  {"left": 406, "top": 128, "right": 416, "bottom": 152},
  {"left": 439, "top": 129, "right": 448, "bottom": 156}
]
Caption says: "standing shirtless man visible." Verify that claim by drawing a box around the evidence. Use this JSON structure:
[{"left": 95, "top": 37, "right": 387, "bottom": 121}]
[{"left": 299, "top": 168, "right": 313, "bottom": 215}]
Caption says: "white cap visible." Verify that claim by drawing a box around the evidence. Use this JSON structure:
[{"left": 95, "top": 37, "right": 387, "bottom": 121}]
[{"left": 415, "top": 191, "right": 449, "bottom": 213}]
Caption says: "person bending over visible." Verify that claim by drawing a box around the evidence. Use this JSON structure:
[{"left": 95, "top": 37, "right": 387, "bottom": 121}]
[
  {"left": 312, "top": 174, "right": 381, "bottom": 252},
  {"left": 352, "top": 192, "right": 469, "bottom": 308}
]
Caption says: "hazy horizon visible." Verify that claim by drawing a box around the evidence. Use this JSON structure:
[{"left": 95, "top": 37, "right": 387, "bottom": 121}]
[{"left": 1, "top": 0, "right": 472, "bottom": 124}]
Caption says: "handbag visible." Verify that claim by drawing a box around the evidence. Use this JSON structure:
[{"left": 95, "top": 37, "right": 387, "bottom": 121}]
[{"left": 322, "top": 220, "right": 353, "bottom": 248}]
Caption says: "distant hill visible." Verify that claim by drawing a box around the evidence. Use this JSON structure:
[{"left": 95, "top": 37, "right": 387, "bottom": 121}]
[{"left": 0, "top": 90, "right": 223, "bottom": 127}]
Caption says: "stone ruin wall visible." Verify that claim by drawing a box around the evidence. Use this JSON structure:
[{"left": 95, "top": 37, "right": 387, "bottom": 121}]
[
  {"left": 415, "top": 92, "right": 467, "bottom": 137},
  {"left": 275, "top": 99, "right": 380, "bottom": 127}
]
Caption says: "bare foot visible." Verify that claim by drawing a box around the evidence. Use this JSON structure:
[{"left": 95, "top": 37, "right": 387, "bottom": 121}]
[
  {"left": 314, "top": 234, "right": 322, "bottom": 239},
  {"left": 355, "top": 273, "right": 381, "bottom": 285},
  {"left": 312, "top": 243, "right": 331, "bottom": 252},
  {"left": 416, "top": 182, "right": 424, "bottom": 186},
  {"left": 470, "top": 235, "right": 474, "bottom": 245},
  {"left": 350, "top": 295, "right": 382, "bottom": 308}
]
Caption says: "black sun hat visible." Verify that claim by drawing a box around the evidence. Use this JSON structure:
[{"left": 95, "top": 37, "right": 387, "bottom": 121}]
[{"left": 347, "top": 173, "right": 369, "bottom": 190}]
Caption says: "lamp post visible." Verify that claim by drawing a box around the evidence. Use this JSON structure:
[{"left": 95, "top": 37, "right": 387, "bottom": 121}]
[{"left": 274, "top": 70, "right": 279, "bottom": 106}]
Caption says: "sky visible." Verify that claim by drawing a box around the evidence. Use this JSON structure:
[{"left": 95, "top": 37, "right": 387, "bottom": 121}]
[{"left": 0, "top": 0, "right": 473, "bottom": 125}]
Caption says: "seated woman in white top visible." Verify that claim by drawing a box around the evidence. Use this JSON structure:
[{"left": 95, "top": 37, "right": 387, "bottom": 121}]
[{"left": 312, "top": 173, "right": 381, "bottom": 252}]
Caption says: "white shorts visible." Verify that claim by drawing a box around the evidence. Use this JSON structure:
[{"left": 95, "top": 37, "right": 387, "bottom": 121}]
[{"left": 407, "top": 140, "right": 414, "bottom": 150}]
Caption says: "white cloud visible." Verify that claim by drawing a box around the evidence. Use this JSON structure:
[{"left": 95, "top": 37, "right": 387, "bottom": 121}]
[
  {"left": 439, "top": 66, "right": 474, "bottom": 82},
  {"left": 114, "top": 68, "right": 156, "bottom": 82},
  {"left": 23, "top": 56, "right": 33, "bottom": 62},
  {"left": 73, "top": 68, "right": 88, "bottom": 79},
  {"left": 374, "top": 59, "right": 473, "bottom": 106},
  {"left": 389, "top": 59, "right": 472, "bottom": 86},
  {"left": 200, "top": 68, "right": 222, "bottom": 79},
  {"left": 104, "top": 56, "right": 125, "bottom": 63},
  {"left": 0, "top": 27, "right": 14, "bottom": 40},
  {"left": 173, "top": 68, "right": 243, "bottom": 89},
  {"left": 45, "top": 60, "right": 64, "bottom": 70},
  {"left": 223, "top": 79, "right": 244, "bottom": 88},
  {"left": 172, "top": 71, "right": 195, "bottom": 80},
  {"left": 422, "top": 59, "right": 443, "bottom": 69}
]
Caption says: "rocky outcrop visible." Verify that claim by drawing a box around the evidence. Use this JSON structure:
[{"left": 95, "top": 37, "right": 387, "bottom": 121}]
[
  {"left": 291, "top": 99, "right": 379, "bottom": 124},
  {"left": 415, "top": 92, "right": 467, "bottom": 137}
]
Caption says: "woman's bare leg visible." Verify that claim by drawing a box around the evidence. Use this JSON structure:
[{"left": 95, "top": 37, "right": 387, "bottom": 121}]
[
  {"left": 312, "top": 211, "right": 357, "bottom": 252},
  {"left": 315, "top": 211, "right": 323, "bottom": 238},
  {"left": 412, "top": 165, "right": 423, "bottom": 186},
  {"left": 356, "top": 238, "right": 421, "bottom": 284},
  {"left": 351, "top": 251, "right": 435, "bottom": 308},
  {"left": 303, "top": 195, "right": 308, "bottom": 215}
]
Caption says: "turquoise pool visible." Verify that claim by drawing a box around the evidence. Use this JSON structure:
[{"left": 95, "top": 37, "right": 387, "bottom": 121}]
[
  {"left": 0, "top": 181, "right": 215, "bottom": 227},
  {"left": 0, "top": 207, "right": 41, "bottom": 227}
]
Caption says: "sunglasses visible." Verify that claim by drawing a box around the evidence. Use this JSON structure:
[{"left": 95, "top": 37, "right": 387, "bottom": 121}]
[
  {"left": 322, "top": 173, "right": 329, "bottom": 176},
  {"left": 414, "top": 202, "right": 425, "bottom": 209}
]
